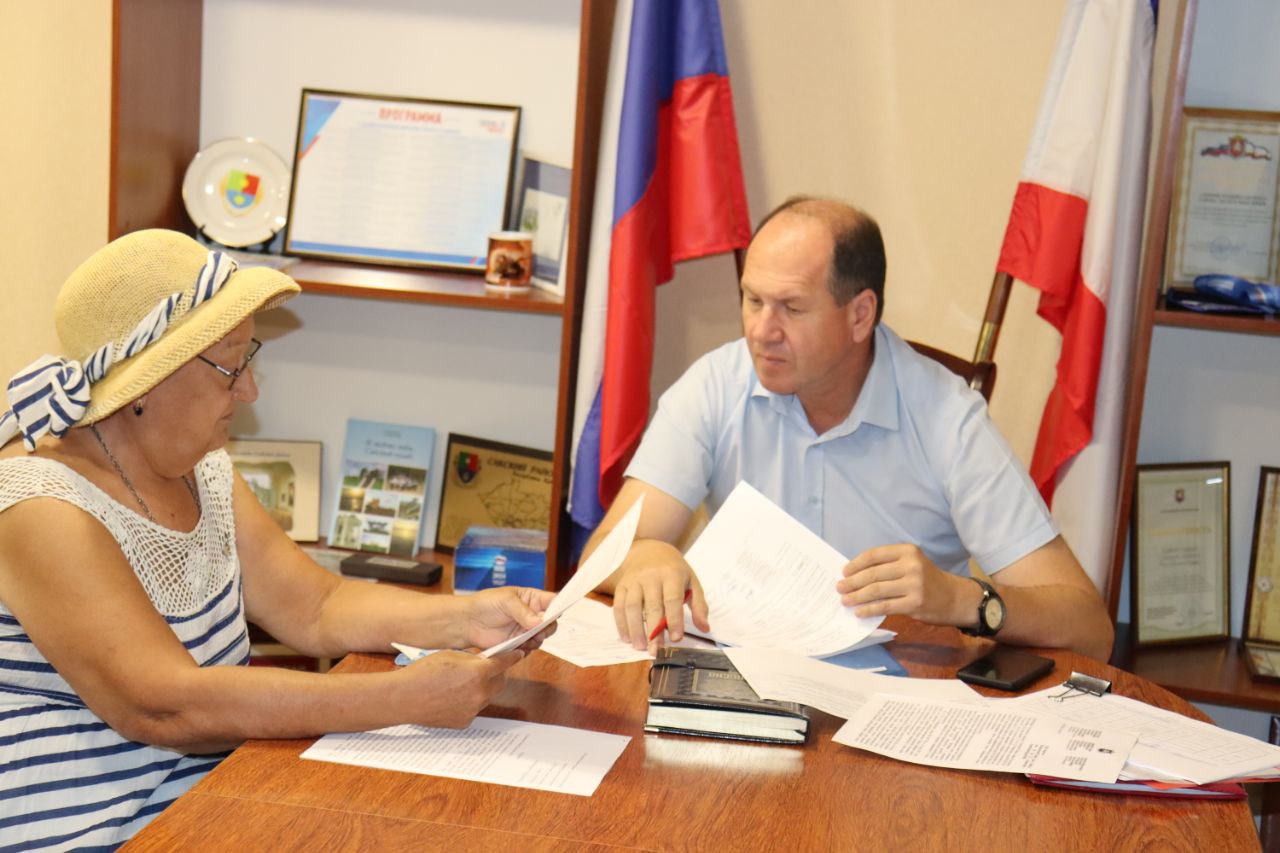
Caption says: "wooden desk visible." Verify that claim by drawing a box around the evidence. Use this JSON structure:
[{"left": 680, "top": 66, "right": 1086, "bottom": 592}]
[{"left": 124, "top": 618, "right": 1259, "bottom": 852}]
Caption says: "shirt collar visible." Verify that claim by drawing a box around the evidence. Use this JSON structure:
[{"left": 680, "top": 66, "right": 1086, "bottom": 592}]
[{"left": 748, "top": 325, "right": 900, "bottom": 439}]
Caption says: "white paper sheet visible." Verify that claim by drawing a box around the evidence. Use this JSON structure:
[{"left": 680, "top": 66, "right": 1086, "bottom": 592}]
[
  {"left": 480, "top": 496, "right": 644, "bottom": 658},
  {"left": 391, "top": 642, "right": 439, "bottom": 664},
  {"left": 834, "top": 694, "right": 1136, "bottom": 783},
  {"left": 724, "top": 647, "right": 980, "bottom": 720},
  {"left": 301, "top": 717, "right": 631, "bottom": 797},
  {"left": 539, "top": 599, "right": 654, "bottom": 667},
  {"left": 1005, "top": 688, "right": 1280, "bottom": 784},
  {"left": 683, "top": 482, "right": 883, "bottom": 657}
]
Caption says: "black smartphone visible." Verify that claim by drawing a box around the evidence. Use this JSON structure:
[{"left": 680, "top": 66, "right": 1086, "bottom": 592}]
[{"left": 956, "top": 647, "right": 1055, "bottom": 692}]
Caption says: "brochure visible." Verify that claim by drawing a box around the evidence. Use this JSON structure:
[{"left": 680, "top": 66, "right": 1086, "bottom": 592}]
[{"left": 329, "top": 418, "right": 435, "bottom": 557}]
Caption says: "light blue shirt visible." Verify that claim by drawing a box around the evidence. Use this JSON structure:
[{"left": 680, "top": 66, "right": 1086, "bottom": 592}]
[{"left": 626, "top": 325, "right": 1057, "bottom": 575}]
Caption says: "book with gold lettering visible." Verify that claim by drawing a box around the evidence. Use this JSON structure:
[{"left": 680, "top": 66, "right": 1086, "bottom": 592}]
[{"left": 645, "top": 648, "right": 809, "bottom": 744}]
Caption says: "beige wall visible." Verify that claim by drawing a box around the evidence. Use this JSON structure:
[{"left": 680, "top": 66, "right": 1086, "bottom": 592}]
[
  {"left": 653, "top": 1, "right": 1073, "bottom": 464},
  {"left": 1, "top": 0, "right": 1174, "bottom": 472},
  {"left": 0, "top": 1, "right": 112, "bottom": 380}
]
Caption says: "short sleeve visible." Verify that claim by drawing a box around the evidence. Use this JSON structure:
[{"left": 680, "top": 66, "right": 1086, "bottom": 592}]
[
  {"left": 625, "top": 349, "right": 728, "bottom": 511},
  {"left": 943, "top": 404, "right": 1059, "bottom": 573}
]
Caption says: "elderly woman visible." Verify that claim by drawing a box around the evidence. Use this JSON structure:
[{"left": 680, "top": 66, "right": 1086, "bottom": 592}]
[{"left": 0, "top": 230, "right": 553, "bottom": 850}]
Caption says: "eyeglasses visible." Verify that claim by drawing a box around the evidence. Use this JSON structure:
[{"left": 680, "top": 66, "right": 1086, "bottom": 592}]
[{"left": 196, "top": 338, "right": 262, "bottom": 389}]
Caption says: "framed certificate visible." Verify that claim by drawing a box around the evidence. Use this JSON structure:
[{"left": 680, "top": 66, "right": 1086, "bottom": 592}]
[
  {"left": 284, "top": 89, "right": 521, "bottom": 272},
  {"left": 509, "top": 154, "right": 571, "bottom": 295},
  {"left": 434, "top": 434, "right": 553, "bottom": 554},
  {"left": 226, "top": 438, "right": 323, "bottom": 542},
  {"left": 1164, "top": 108, "right": 1280, "bottom": 293},
  {"left": 1130, "top": 461, "right": 1231, "bottom": 647},
  {"left": 1241, "top": 467, "right": 1280, "bottom": 679}
]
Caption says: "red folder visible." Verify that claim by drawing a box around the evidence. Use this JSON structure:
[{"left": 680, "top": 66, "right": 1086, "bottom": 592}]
[{"left": 1026, "top": 775, "right": 1247, "bottom": 800}]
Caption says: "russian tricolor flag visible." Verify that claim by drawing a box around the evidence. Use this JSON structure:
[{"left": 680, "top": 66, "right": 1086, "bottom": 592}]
[
  {"left": 568, "top": 0, "right": 751, "bottom": 549},
  {"left": 996, "top": 0, "right": 1154, "bottom": 589}
]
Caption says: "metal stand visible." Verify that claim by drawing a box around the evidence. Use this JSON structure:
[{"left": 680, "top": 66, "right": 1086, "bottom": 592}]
[{"left": 194, "top": 225, "right": 279, "bottom": 255}]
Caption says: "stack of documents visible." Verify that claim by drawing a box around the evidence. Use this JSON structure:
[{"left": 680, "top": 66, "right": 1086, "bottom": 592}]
[
  {"left": 375, "top": 480, "right": 1280, "bottom": 795},
  {"left": 726, "top": 644, "right": 1280, "bottom": 789},
  {"left": 536, "top": 481, "right": 893, "bottom": 666},
  {"left": 1004, "top": 688, "right": 1280, "bottom": 790},
  {"left": 682, "top": 483, "right": 885, "bottom": 657}
]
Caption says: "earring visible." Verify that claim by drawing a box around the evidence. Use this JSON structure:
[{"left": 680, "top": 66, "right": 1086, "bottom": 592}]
[{"left": 132, "top": 402, "right": 144, "bottom": 417}]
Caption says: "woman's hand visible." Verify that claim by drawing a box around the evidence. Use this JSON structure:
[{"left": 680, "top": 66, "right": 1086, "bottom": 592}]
[
  {"left": 459, "top": 586, "right": 556, "bottom": 651},
  {"left": 398, "top": 649, "right": 526, "bottom": 728}
]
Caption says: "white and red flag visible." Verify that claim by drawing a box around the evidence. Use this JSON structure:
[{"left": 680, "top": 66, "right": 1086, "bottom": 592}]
[{"left": 996, "top": 0, "right": 1155, "bottom": 589}]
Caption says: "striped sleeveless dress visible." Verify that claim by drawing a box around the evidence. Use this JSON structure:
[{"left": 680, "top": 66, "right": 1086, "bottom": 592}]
[{"left": 0, "top": 449, "right": 250, "bottom": 851}]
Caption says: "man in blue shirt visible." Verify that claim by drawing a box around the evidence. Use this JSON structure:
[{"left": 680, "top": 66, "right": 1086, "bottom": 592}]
[{"left": 587, "top": 197, "right": 1114, "bottom": 660}]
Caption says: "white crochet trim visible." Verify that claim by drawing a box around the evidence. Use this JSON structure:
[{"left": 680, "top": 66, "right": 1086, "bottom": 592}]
[{"left": 0, "top": 450, "right": 239, "bottom": 616}]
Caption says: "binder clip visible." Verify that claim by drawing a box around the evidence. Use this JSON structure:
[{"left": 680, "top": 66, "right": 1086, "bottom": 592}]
[{"left": 1048, "top": 671, "right": 1112, "bottom": 702}]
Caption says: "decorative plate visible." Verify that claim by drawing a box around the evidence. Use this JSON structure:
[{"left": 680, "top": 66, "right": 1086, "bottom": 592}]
[{"left": 182, "top": 138, "right": 290, "bottom": 248}]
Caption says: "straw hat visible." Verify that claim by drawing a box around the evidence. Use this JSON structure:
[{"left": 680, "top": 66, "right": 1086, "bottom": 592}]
[{"left": 54, "top": 229, "right": 300, "bottom": 425}]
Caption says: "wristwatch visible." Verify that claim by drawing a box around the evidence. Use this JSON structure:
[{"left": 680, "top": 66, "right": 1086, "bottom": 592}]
[{"left": 960, "top": 577, "right": 1005, "bottom": 637}]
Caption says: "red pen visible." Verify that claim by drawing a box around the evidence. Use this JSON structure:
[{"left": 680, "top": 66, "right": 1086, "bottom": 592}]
[{"left": 647, "top": 589, "right": 694, "bottom": 642}]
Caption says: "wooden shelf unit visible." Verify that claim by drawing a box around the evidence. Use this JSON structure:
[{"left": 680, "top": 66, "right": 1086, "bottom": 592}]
[
  {"left": 117, "top": 1, "right": 620, "bottom": 588},
  {"left": 288, "top": 260, "right": 565, "bottom": 316},
  {"left": 1106, "top": 0, "right": 1280, "bottom": 714},
  {"left": 109, "top": 0, "right": 203, "bottom": 239},
  {"left": 1154, "top": 300, "right": 1280, "bottom": 337},
  {"left": 1112, "top": 624, "right": 1280, "bottom": 713},
  {"left": 1106, "top": 0, "right": 1199, "bottom": 617}
]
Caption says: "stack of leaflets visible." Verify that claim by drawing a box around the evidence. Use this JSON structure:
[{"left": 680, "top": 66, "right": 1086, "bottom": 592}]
[{"left": 453, "top": 526, "right": 548, "bottom": 593}]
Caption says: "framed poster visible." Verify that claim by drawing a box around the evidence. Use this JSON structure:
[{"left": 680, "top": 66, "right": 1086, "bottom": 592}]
[
  {"left": 1241, "top": 467, "right": 1280, "bottom": 679},
  {"left": 509, "top": 154, "right": 571, "bottom": 295},
  {"left": 226, "top": 438, "right": 323, "bottom": 541},
  {"left": 1130, "top": 462, "right": 1231, "bottom": 646},
  {"left": 329, "top": 419, "right": 435, "bottom": 558},
  {"left": 1164, "top": 108, "right": 1280, "bottom": 293},
  {"left": 284, "top": 89, "right": 521, "bottom": 272},
  {"left": 434, "top": 434, "right": 553, "bottom": 554}
]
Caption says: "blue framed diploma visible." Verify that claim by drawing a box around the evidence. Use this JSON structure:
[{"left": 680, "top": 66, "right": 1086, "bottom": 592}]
[
  {"left": 509, "top": 154, "right": 572, "bottom": 295},
  {"left": 284, "top": 89, "right": 521, "bottom": 272}
]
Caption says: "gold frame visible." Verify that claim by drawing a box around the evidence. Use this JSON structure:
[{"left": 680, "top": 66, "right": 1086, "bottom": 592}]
[
  {"left": 1130, "top": 461, "right": 1231, "bottom": 647},
  {"left": 434, "top": 433, "right": 553, "bottom": 554},
  {"left": 1242, "top": 468, "right": 1280, "bottom": 654},
  {"left": 1164, "top": 107, "right": 1280, "bottom": 294}
]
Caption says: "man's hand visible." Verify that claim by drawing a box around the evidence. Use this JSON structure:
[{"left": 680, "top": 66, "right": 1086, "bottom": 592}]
[
  {"left": 460, "top": 586, "right": 557, "bottom": 651},
  {"left": 836, "top": 544, "right": 974, "bottom": 625},
  {"left": 612, "top": 540, "right": 710, "bottom": 649}
]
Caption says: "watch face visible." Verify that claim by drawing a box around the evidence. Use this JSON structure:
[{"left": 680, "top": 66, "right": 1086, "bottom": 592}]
[{"left": 983, "top": 596, "right": 1006, "bottom": 632}]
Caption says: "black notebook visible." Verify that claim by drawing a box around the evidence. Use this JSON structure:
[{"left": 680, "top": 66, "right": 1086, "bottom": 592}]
[{"left": 645, "top": 648, "right": 809, "bottom": 744}]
